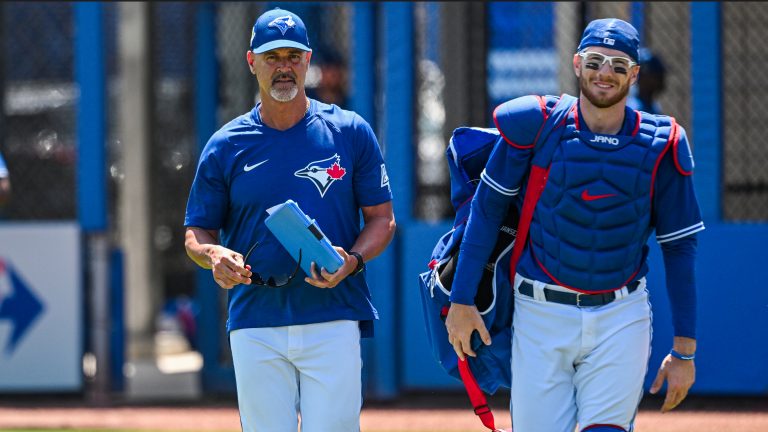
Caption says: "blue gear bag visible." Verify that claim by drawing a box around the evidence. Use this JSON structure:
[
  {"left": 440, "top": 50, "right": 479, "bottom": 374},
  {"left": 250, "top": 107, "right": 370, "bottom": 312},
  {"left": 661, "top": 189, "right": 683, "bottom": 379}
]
[
  {"left": 418, "top": 95, "right": 578, "bottom": 397},
  {"left": 418, "top": 127, "right": 518, "bottom": 394}
]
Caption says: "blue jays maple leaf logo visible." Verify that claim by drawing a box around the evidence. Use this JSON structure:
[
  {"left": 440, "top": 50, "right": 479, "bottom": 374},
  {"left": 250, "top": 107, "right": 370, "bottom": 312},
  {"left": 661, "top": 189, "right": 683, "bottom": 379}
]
[
  {"left": 327, "top": 162, "right": 346, "bottom": 180},
  {"left": 294, "top": 154, "right": 346, "bottom": 197},
  {"left": 268, "top": 16, "right": 297, "bottom": 36}
]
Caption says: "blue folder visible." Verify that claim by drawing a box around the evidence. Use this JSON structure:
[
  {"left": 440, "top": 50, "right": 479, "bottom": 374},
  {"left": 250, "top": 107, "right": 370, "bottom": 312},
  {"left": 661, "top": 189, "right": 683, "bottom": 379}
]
[{"left": 264, "top": 200, "right": 344, "bottom": 276}]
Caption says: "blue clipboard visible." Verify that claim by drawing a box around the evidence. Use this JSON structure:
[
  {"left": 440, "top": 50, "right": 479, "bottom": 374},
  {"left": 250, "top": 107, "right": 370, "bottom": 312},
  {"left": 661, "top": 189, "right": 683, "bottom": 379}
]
[{"left": 264, "top": 200, "right": 344, "bottom": 276}]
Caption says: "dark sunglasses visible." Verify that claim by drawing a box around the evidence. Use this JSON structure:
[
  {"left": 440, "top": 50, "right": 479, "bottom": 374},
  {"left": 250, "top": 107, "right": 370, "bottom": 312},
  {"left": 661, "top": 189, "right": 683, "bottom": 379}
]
[{"left": 242, "top": 241, "right": 302, "bottom": 287}]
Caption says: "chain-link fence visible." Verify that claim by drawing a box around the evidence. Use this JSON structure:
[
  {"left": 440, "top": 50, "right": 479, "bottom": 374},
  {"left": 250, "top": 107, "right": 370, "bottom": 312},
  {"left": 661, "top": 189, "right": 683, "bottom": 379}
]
[
  {"left": 412, "top": 2, "right": 768, "bottom": 223},
  {"left": 414, "top": 2, "right": 449, "bottom": 221},
  {"left": 413, "top": 3, "right": 574, "bottom": 221},
  {"left": 1, "top": 6, "right": 764, "bottom": 223},
  {"left": 722, "top": 3, "right": 768, "bottom": 221},
  {"left": 640, "top": 3, "right": 692, "bottom": 134},
  {"left": 144, "top": 4, "right": 200, "bottom": 338},
  {"left": 1, "top": 2, "right": 76, "bottom": 220}
]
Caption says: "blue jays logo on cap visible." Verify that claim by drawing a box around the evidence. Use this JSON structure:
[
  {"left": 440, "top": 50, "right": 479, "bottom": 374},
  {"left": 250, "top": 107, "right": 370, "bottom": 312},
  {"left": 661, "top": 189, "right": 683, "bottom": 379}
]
[
  {"left": 250, "top": 8, "right": 311, "bottom": 54},
  {"left": 269, "top": 16, "right": 296, "bottom": 35},
  {"left": 577, "top": 18, "right": 639, "bottom": 61}
]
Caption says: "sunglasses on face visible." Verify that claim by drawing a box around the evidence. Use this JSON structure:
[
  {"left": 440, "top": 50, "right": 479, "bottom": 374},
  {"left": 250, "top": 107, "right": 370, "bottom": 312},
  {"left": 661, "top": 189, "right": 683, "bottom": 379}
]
[
  {"left": 578, "top": 51, "right": 637, "bottom": 75},
  {"left": 242, "top": 241, "right": 303, "bottom": 287}
]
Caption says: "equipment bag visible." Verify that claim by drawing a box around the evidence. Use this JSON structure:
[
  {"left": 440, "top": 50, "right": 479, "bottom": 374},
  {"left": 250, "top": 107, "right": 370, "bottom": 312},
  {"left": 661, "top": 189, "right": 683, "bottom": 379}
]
[
  {"left": 418, "top": 126, "right": 518, "bottom": 395},
  {"left": 418, "top": 95, "right": 578, "bottom": 431}
]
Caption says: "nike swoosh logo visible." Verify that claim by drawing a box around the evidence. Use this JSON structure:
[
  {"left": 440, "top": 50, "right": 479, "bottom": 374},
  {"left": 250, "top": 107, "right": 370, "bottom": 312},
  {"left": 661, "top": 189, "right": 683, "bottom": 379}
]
[
  {"left": 581, "top": 189, "right": 616, "bottom": 201},
  {"left": 243, "top": 160, "right": 268, "bottom": 172}
]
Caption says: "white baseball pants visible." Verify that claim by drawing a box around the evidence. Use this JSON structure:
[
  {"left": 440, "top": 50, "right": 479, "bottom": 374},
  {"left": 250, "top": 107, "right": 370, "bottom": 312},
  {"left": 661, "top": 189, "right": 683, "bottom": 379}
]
[
  {"left": 511, "top": 276, "right": 652, "bottom": 432},
  {"left": 230, "top": 320, "right": 362, "bottom": 432}
]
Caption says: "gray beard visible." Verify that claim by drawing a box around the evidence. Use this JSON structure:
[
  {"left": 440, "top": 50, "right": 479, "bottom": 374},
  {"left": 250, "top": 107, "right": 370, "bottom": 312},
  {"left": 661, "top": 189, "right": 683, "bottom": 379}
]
[{"left": 270, "top": 85, "right": 299, "bottom": 102}]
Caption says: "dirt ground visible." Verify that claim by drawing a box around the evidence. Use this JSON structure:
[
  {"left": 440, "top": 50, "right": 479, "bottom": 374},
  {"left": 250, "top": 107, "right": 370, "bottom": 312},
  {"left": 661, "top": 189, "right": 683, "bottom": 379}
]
[{"left": 0, "top": 393, "right": 766, "bottom": 431}]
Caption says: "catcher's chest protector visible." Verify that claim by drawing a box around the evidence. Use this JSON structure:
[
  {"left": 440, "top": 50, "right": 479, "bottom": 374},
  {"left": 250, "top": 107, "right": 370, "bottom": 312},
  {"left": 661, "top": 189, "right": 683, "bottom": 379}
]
[{"left": 529, "top": 112, "right": 677, "bottom": 291}]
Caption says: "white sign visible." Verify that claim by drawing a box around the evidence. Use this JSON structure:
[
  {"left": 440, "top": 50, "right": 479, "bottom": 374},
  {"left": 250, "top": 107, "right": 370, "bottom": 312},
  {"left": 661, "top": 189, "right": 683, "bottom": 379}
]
[
  {"left": 488, "top": 48, "right": 559, "bottom": 102},
  {"left": 0, "top": 223, "right": 82, "bottom": 391}
]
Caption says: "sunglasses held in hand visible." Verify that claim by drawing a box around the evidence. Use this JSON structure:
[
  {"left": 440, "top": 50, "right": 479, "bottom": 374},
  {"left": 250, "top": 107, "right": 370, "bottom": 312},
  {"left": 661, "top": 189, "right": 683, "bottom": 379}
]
[{"left": 242, "top": 241, "right": 303, "bottom": 287}]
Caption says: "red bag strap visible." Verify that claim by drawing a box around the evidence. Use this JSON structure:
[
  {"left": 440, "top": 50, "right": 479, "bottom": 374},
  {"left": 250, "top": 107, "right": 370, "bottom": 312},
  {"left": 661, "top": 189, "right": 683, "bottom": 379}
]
[{"left": 458, "top": 358, "right": 506, "bottom": 431}]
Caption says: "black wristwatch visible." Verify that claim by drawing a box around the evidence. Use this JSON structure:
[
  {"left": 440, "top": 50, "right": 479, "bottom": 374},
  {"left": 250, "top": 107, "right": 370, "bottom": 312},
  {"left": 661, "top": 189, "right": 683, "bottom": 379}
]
[{"left": 349, "top": 251, "right": 365, "bottom": 275}]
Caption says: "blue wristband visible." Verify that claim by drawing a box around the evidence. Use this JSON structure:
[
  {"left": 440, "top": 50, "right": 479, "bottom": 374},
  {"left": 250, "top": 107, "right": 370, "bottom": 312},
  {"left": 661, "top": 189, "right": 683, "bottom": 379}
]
[{"left": 670, "top": 349, "right": 695, "bottom": 361}]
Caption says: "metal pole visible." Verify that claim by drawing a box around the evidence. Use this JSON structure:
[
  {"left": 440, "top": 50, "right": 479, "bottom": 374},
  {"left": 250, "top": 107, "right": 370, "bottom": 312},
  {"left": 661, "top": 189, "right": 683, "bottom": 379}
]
[
  {"left": 194, "top": 1, "right": 223, "bottom": 392},
  {"left": 75, "top": 2, "right": 110, "bottom": 402},
  {"left": 691, "top": 3, "right": 722, "bottom": 222},
  {"left": 350, "top": 3, "right": 376, "bottom": 127},
  {"left": 366, "top": 2, "right": 414, "bottom": 400},
  {"left": 118, "top": 2, "right": 155, "bottom": 360},
  {"left": 88, "top": 233, "right": 110, "bottom": 401}
]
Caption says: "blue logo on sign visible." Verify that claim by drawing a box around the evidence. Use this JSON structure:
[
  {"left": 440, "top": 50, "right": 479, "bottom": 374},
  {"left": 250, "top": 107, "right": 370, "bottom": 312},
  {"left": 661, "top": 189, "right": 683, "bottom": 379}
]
[{"left": 0, "top": 259, "right": 44, "bottom": 354}]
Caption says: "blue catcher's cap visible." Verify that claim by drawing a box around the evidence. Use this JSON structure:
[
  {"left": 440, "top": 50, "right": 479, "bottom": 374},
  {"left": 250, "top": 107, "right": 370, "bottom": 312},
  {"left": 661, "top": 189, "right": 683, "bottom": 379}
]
[
  {"left": 250, "top": 8, "right": 311, "bottom": 54},
  {"left": 577, "top": 18, "right": 640, "bottom": 61}
]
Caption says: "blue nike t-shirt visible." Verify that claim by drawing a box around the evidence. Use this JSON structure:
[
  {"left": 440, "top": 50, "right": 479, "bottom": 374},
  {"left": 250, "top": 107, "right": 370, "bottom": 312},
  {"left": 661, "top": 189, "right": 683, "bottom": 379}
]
[{"left": 185, "top": 99, "right": 392, "bottom": 337}]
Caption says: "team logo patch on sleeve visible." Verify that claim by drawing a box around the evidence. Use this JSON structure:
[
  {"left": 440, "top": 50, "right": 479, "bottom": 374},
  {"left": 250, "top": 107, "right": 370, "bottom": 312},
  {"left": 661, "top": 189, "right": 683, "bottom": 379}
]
[
  {"left": 380, "top": 164, "right": 390, "bottom": 188},
  {"left": 294, "top": 154, "right": 346, "bottom": 197}
]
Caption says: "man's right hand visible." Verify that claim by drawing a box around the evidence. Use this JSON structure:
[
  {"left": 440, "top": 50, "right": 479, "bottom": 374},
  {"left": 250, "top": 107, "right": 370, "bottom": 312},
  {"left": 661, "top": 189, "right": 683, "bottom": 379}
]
[
  {"left": 445, "top": 302, "right": 492, "bottom": 360},
  {"left": 209, "top": 245, "right": 252, "bottom": 289}
]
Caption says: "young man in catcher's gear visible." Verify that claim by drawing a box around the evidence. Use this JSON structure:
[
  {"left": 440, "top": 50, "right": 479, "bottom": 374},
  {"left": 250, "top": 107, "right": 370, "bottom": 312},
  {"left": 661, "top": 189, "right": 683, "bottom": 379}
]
[
  {"left": 184, "top": 8, "right": 395, "bottom": 431},
  {"left": 446, "top": 18, "right": 703, "bottom": 432}
]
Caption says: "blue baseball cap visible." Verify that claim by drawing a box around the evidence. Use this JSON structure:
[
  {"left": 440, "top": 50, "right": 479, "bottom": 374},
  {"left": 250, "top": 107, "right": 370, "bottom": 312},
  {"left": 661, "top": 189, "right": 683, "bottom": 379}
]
[
  {"left": 250, "top": 8, "right": 311, "bottom": 54},
  {"left": 577, "top": 18, "right": 640, "bottom": 61}
]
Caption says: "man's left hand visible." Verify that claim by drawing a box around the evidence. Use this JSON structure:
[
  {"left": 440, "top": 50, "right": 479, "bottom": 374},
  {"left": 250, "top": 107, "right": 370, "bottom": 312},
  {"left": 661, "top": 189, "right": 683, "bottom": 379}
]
[
  {"left": 649, "top": 337, "right": 696, "bottom": 412},
  {"left": 304, "top": 247, "right": 356, "bottom": 288}
]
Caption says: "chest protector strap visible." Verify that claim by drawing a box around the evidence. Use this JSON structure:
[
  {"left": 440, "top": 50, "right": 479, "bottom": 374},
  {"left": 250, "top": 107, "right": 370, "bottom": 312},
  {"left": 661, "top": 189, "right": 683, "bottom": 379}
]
[{"left": 509, "top": 95, "right": 578, "bottom": 279}]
